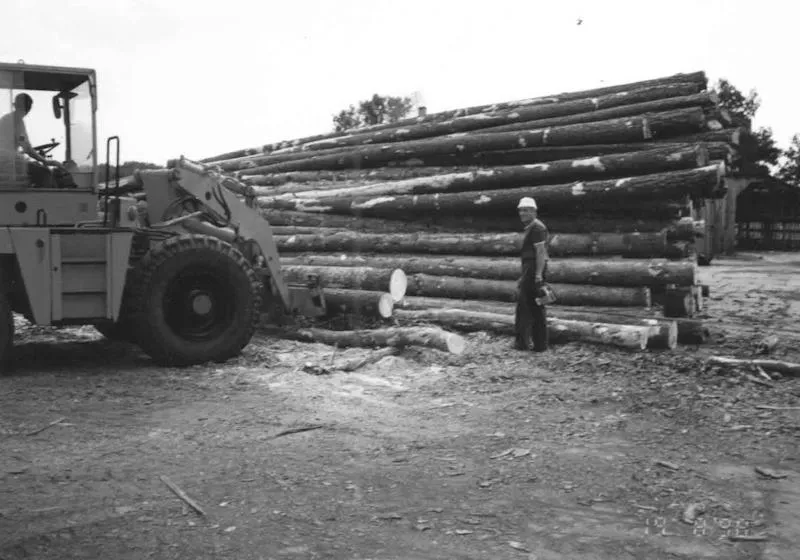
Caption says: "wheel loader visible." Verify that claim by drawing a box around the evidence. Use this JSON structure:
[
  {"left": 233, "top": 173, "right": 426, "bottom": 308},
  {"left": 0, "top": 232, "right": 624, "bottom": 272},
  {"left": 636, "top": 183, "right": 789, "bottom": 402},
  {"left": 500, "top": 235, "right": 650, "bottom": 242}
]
[{"left": 0, "top": 61, "right": 325, "bottom": 370}]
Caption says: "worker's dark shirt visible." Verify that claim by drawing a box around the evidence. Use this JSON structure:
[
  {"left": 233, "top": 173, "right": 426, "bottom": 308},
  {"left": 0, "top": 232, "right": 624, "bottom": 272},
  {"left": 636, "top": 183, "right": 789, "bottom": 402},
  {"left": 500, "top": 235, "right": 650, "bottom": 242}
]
[{"left": 520, "top": 219, "right": 548, "bottom": 280}]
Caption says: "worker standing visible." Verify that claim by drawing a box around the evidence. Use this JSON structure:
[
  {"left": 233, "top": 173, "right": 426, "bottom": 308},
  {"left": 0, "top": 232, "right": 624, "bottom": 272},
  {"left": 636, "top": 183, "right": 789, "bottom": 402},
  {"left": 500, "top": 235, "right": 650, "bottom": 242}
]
[{"left": 515, "top": 196, "right": 551, "bottom": 352}]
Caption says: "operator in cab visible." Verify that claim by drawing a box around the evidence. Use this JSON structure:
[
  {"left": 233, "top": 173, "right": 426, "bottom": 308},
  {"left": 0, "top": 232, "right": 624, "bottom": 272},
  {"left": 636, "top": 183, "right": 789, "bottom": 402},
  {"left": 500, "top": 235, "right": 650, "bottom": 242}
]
[
  {"left": 0, "top": 93, "right": 66, "bottom": 188},
  {"left": 515, "top": 196, "right": 552, "bottom": 352}
]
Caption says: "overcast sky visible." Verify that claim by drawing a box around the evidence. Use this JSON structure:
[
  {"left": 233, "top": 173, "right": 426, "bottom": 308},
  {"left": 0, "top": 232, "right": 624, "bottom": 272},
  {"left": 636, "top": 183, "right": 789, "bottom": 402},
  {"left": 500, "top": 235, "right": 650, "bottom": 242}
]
[{"left": 2, "top": 0, "right": 797, "bottom": 164}]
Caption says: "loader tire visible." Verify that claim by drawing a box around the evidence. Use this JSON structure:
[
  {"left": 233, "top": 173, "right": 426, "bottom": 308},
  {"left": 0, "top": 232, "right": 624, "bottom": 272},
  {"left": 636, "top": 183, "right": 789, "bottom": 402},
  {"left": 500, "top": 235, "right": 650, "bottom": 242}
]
[
  {"left": 0, "top": 293, "right": 14, "bottom": 374},
  {"left": 130, "top": 234, "right": 262, "bottom": 366}
]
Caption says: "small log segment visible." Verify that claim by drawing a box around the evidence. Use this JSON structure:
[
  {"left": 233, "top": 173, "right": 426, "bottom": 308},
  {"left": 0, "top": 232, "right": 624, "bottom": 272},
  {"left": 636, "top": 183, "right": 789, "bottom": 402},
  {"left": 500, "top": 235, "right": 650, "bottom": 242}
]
[
  {"left": 323, "top": 288, "right": 395, "bottom": 319},
  {"left": 393, "top": 308, "right": 649, "bottom": 351},
  {"left": 276, "top": 326, "right": 466, "bottom": 354}
]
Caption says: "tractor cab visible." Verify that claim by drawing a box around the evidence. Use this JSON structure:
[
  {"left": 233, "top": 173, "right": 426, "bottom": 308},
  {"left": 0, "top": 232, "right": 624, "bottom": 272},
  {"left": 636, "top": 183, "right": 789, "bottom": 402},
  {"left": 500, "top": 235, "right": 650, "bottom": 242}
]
[{"left": 0, "top": 62, "right": 98, "bottom": 191}]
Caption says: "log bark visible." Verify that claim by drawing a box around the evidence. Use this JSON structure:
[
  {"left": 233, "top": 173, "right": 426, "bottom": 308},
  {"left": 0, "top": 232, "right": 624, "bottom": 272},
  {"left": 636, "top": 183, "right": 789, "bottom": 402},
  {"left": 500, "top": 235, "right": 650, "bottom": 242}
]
[
  {"left": 258, "top": 146, "right": 709, "bottom": 202},
  {"left": 277, "top": 326, "right": 466, "bottom": 354},
  {"left": 548, "top": 231, "right": 673, "bottom": 258},
  {"left": 244, "top": 166, "right": 474, "bottom": 188},
  {"left": 405, "top": 274, "right": 651, "bottom": 307},
  {"left": 281, "top": 265, "right": 407, "bottom": 302},
  {"left": 242, "top": 109, "right": 706, "bottom": 175},
  {"left": 280, "top": 254, "right": 697, "bottom": 286},
  {"left": 274, "top": 231, "right": 684, "bottom": 258},
  {"left": 297, "top": 84, "right": 704, "bottom": 152},
  {"left": 706, "top": 357, "right": 800, "bottom": 377},
  {"left": 262, "top": 209, "right": 457, "bottom": 233},
  {"left": 275, "top": 213, "right": 698, "bottom": 238},
  {"left": 655, "top": 128, "right": 742, "bottom": 146},
  {"left": 257, "top": 164, "right": 725, "bottom": 217},
  {"left": 478, "top": 91, "right": 715, "bottom": 135},
  {"left": 323, "top": 288, "right": 395, "bottom": 319}
]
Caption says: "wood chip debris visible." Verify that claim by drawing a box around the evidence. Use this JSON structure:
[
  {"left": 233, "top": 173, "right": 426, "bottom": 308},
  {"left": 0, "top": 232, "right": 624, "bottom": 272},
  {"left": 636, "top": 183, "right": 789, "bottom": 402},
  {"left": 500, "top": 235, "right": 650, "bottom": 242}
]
[
  {"left": 654, "top": 460, "right": 680, "bottom": 471},
  {"left": 491, "top": 447, "right": 532, "bottom": 459},
  {"left": 26, "top": 417, "right": 67, "bottom": 436},
  {"left": 160, "top": 475, "right": 206, "bottom": 516},
  {"left": 269, "top": 424, "right": 324, "bottom": 440},
  {"left": 755, "top": 405, "right": 800, "bottom": 411},
  {"left": 507, "top": 541, "right": 530, "bottom": 552},
  {"left": 754, "top": 466, "right": 788, "bottom": 479}
]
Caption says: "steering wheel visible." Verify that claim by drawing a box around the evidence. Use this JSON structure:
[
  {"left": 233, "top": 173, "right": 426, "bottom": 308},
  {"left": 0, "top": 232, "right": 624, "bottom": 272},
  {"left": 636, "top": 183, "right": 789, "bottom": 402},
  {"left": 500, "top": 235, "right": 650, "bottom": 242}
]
[{"left": 33, "top": 139, "right": 60, "bottom": 157}]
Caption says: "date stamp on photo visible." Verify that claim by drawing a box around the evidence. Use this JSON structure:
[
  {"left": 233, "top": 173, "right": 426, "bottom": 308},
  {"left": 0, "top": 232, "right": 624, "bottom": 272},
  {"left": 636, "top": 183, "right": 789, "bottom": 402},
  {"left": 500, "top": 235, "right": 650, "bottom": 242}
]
[{"left": 644, "top": 516, "right": 755, "bottom": 538}]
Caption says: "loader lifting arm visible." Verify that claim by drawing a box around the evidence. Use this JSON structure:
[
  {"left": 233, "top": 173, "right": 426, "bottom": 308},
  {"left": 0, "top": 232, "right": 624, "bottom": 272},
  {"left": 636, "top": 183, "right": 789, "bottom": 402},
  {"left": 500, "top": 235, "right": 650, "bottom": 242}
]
[{"left": 136, "top": 156, "right": 325, "bottom": 318}]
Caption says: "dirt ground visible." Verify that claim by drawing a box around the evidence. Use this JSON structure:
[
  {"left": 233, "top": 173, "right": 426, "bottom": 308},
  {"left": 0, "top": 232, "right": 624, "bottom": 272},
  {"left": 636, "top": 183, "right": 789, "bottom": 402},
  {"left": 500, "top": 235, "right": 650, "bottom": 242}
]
[{"left": 1, "top": 252, "right": 799, "bottom": 560}]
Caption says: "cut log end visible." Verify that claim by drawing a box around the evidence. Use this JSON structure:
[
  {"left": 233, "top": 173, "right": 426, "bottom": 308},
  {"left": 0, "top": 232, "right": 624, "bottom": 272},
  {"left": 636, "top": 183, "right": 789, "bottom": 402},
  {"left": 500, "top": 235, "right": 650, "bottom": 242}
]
[
  {"left": 377, "top": 293, "right": 395, "bottom": 319},
  {"left": 445, "top": 333, "right": 467, "bottom": 355},
  {"left": 389, "top": 269, "right": 408, "bottom": 303}
]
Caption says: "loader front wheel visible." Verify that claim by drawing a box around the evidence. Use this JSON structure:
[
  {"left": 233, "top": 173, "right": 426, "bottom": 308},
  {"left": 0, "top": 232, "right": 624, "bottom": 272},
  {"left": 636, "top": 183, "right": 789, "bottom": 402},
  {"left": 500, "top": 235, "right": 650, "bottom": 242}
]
[
  {"left": 0, "top": 293, "right": 14, "bottom": 373},
  {"left": 131, "top": 234, "right": 262, "bottom": 366}
]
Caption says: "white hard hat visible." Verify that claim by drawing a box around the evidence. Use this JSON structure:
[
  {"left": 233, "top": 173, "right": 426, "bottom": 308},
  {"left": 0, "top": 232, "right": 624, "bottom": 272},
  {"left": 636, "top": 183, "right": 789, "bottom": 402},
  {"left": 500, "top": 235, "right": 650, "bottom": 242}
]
[{"left": 517, "top": 196, "right": 537, "bottom": 209}]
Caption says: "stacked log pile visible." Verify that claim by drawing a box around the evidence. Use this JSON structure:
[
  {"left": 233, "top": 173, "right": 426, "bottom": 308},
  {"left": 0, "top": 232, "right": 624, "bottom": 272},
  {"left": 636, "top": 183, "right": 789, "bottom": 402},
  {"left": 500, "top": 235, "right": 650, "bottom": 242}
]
[{"left": 198, "top": 71, "right": 739, "bottom": 351}]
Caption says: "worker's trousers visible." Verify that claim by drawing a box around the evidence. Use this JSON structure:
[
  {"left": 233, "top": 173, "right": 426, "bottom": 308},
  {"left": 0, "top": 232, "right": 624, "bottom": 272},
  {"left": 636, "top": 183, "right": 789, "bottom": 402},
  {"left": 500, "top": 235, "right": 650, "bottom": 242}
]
[{"left": 514, "top": 277, "right": 548, "bottom": 352}]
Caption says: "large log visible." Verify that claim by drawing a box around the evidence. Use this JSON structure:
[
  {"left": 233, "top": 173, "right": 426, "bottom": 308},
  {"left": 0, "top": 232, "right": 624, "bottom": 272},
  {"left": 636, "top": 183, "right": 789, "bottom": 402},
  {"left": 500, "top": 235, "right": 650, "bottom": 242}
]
[
  {"left": 477, "top": 91, "right": 715, "bottom": 135},
  {"left": 322, "top": 288, "right": 395, "bottom": 319},
  {"left": 406, "top": 274, "right": 651, "bottom": 307},
  {"left": 243, "top": 166, "right": 474, "bottom": 188},
  {"left": 395, "top": 308, "right": 648, "bottom": 350},
  {"left": 265, "top": 212, "right": 691, "bottom": 236},
  {"left": 281, "top": 265, "right": 407, "bottom": 302},
  {"left": 258, "top": 146, "right": 709, "bottom": 201},
  {"left": 394, "top": 307, "right": 671, "bottom": 350},
  {"left": 279, "top": 254, "right": 698, "bottom": 286},
  {"left": 545, "top": 216, "right": 703, "bottom": 239},
  {"left": 397, "top": 296, "right": 704, "bottom": 346},
  {"left": 242, "top": 109, "right": 706, "bottom": 175},
  {"left": 257, "top": 164, "right": 725, "bottom": 217},
  {"left": 200, "top": 71, "right": 708, "bottom": 164},
  {"left": 274, "top": 231, "right": 683, "bottom": 258},
  {"left": 274, "top": 326, "right": 466, "bottom": 354},
  {"left": 297, "top": 84, "right": 703, "bottom": 152}
]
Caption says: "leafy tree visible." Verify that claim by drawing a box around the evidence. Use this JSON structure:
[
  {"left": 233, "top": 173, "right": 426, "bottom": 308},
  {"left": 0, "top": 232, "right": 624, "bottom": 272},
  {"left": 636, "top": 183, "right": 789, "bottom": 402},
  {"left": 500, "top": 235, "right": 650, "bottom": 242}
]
[
  {"left": 333, "top": 94, "right": 414, "bottom": 132},
  {"left": 712, "top": 79, "right": 780, "bottom": 166},
  {"left": 776, "top": 134, "right": 800, "bottom": 186}
]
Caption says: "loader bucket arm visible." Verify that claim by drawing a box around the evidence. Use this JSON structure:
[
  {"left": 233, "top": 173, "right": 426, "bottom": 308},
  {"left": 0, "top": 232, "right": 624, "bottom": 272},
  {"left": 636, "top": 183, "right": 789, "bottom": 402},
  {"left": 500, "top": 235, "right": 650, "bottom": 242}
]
[{"left": 167, "top": 157, "right": 293, "bottom": 309}]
